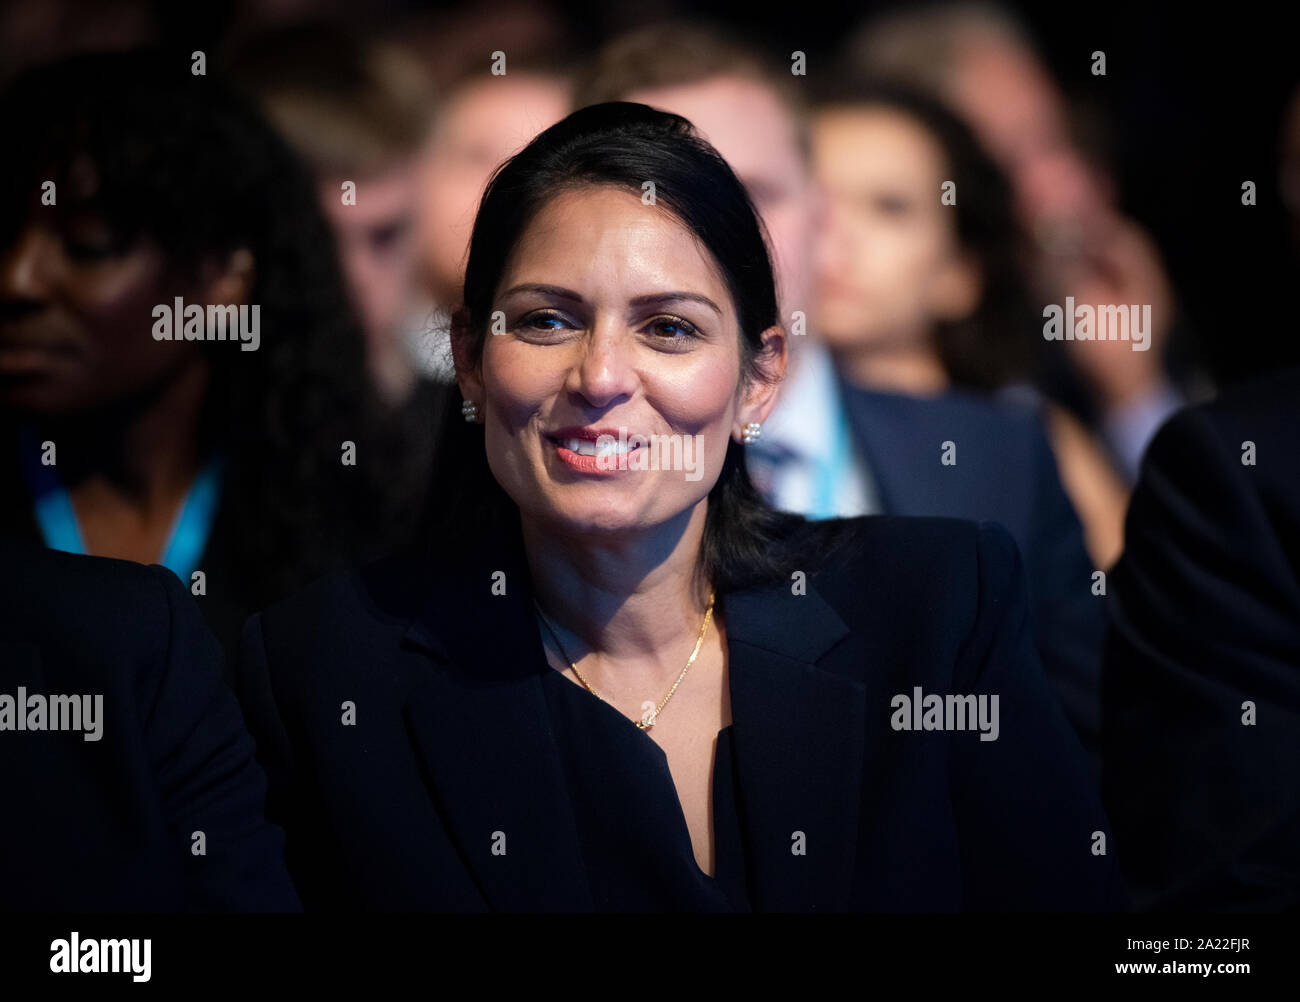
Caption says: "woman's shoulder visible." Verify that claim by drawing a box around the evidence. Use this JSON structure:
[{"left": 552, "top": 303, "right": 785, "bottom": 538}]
[
  {"left": 774, "top": 511, "right": 1019, "bottom": 564},
  {"left": 754, "top": 515, "right": 1029, "bottom": 690},
  {"left": 770, "top": 513, "right": 1025, "bottom": 602},
  {"left": 246, "top": 546, "right": 435, "bottom": 667},
  {"left": 2, "top": 540, "right": 192, "bottom": 652}
]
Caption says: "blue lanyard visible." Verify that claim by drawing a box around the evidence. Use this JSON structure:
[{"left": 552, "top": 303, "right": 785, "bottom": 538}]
[
  {"left": 18, "top": 427, "right": 223, "bottom": 583},
  {"left": 810, "top": 399, "right": 852, "bottom": 520}
]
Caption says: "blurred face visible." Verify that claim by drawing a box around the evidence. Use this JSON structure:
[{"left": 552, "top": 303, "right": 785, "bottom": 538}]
[
  {"left": 418, "top": 74, "right": 568, "bottom": 306},
  {"left": 948, "top": 40, "right": 1109, "bottom": 239},
  {"left": 0, "top": 190, "right": 207, "bottom": 415},
  {"left": 318, "top": 158, "right": 420, "bottom": 352},
  {"left": 812, "top": 106, "right": 976, "bottom": 353},
  {"left": 458, "top": 185, "right": 782, "bottom": 539},
  {"left": 626, "top": 76, "right": 816, "bottom": 322}
]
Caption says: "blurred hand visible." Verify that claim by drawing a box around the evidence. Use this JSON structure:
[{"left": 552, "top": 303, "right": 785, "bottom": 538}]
[{"left": 1052, "top": 211, "right": 1176, "bottom": 412}]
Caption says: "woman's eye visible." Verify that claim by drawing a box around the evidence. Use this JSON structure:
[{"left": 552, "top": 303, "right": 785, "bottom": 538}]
[
  {"left": 63, "top": 235, "right": 125, "bottom": 261},
  {"left": 875, "top": 195, "right": 911, "bottom": 217},
  {"left": 646, "top": 316, "right": 699, "bottom": 341},
  {"left": 58, "top": 214, "right": 131, "bottom": 262},
  {"left": 520, "top": 311, "right": 572, "bottom": 332}
]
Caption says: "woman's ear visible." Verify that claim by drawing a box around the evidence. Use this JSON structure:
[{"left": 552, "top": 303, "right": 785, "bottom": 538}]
[
  {"left": 930, "top": 250, "right": 982, "bottom": 323},
  {"left": 448, "top": 307, "right": 485, "bottom": 406},
  {"left": 735, "top": 324, "right": 788, "bottom": 439}
]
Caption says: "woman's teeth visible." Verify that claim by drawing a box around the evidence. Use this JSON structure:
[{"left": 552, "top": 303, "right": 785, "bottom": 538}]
[{"left": 560, "top": 437, "right": 640, "bottom": 457}]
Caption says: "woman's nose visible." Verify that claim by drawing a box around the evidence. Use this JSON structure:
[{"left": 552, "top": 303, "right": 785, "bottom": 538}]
[
  {"left": 0, "top": 223, "right": 57, "bottom": 304},
  {"left": 566, "top": 320, "right": 638, "bottom": 409}
]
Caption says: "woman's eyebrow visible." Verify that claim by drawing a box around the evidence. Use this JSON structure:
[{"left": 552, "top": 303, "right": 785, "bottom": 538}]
[
  {"left": 501, "top": 283, "right": 583, "bottom": 302},
  {"left": 629, "top": 292, "right": 722, "bottom": 317},
  {"left": 500, "top": 284, "right": 723, "bottom": 318}
]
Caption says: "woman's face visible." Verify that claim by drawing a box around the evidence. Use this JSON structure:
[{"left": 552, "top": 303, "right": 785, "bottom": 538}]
[
  {"left": 812, "top": 106, "right": 977, "bottom": 354},
  {"left": 0, "top": 180, "right": 206, "bottom": 416},
  {"left": 459, "top": 184, "right": 782, "bottom": 539}
]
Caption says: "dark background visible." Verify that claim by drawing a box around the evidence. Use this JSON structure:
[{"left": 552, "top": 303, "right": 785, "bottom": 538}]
[{"left": 4, "top": 0, "right": 1294, "bottom": 386}]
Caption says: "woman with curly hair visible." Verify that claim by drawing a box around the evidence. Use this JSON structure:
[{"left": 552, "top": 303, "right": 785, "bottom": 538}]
[{"left": 0, "top": 49, "right": 400, "bottom": 660}]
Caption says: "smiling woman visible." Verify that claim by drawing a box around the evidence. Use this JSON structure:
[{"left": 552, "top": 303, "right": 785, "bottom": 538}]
[
  {"left": 464, "top": 182, "right": 774, "bottom": 547},
  {"left": 234, "top": 102, "right": 1126, "bottom": 912},
  {"left": 438, "top": 103, "right": 810, "bottom": 595}
]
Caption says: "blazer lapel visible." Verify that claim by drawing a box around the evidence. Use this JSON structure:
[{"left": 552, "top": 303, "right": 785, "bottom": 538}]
[
  {"left": 397, "top": 516, "right": 875, "bottom": 912},
  {"left": 400, "top": 526, "right": 594, "bottom": 912},
  {"left": 723, "top": 577, "right": 870, "bottom": 912}
]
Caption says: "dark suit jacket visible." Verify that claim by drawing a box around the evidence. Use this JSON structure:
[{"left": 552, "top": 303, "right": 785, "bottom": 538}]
[
  {"left": 1103, "top": 368, "right": 1300, "bottom": 910},
  {"left": 0, "top": 540, "right": 300, "bottom": 911},
  {"left": 235, "top": 511, "right": 1124, "bottom": 912},
  {"left": 838, "top": 380, "right": 1105, "bottom": 760}
]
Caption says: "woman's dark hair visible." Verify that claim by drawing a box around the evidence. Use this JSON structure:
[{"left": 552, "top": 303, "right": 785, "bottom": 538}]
[
  {"left": 812, "top": 75, "right": 1035, "bottom": 390},
  {"left": 430, "top": 101, "right": 853, "bottom": 592},
  {"left": 0, "top": 49, "right": 390, "bottom": 604}
]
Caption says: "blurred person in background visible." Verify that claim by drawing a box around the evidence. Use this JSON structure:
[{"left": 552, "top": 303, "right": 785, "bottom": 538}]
[
  {"left": 575, "top": 22, "right": 879, "bottom": 521},
  {"left": 849, "top": 1, "right": 1200, "bottom": 483},
  {"left": 414, "top": 53, "right": 570, "bottom": 380},
  {"left": 0, "top": 50, "right": 389, "bottom": 662},
  {"left": 0, "top": 0, "right": 157, "bottom": 77},
  {"left": 227, "top": 22, "right": 438, "bottom": 410},
  {"left": 1102, "top": 366, "right": 1300, "bottom": 910},
  {"left": 1102, "top": 91, "right": 1300, "bottom": 911},
  {"left": 389, "top": 0, "right": 576, "bottom": 95},
  {"left": 812, "top": 77, "right": 1127, "bottom": 569},
  {"left": 809, "top": 77, "right": 1109, "bottom": 754},
  {"left": 227, "top": 22, "right": 454, "bottom": 549}
]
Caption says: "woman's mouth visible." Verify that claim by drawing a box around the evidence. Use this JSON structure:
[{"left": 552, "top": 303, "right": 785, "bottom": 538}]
[
  {"left": 548, "top": 435, "right": 642, "bottom": 457},
  {"left": 545, "top": 432, "right": 645, "bottom": 474}
]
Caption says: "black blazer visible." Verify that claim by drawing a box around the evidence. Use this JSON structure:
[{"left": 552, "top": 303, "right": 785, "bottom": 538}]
[
  {"left": 0, "top": 540, "right": 300, "bottom": 911},
  {"left": 838, "top": 380, "right": 1106, "bottom": 759},
  {"left": 236, "top": 511, "right": 1124, "bottom": 911},
  {"left": 1103, "top": 368, "right": 1300, "bottom": 910}
]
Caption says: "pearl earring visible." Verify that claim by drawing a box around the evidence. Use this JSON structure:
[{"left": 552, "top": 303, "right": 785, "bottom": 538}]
[
  {"left": 741, "top": 422, "right": 762, "bottom": 444},
  {"left": 461, "top": 399, "right": 479, "bottom": 422}
]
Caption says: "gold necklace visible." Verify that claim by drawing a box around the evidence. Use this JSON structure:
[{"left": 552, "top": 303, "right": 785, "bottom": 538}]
[{"left": 533, "top": 590, "right": 716, "bottom": 730}]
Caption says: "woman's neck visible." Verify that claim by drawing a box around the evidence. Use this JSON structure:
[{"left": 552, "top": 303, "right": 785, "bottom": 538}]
[
  {"left": 520, "top": 497, "right": 713, "bottom": 680},
  {"left": 39, "top": 357, "right": 211, "bottom": 559},
  {"left": 372, "top": 336, "right": 417, "bottom": 408},
  {"left": 836, "top": 340, "right": 950, "bottom": 396}
]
